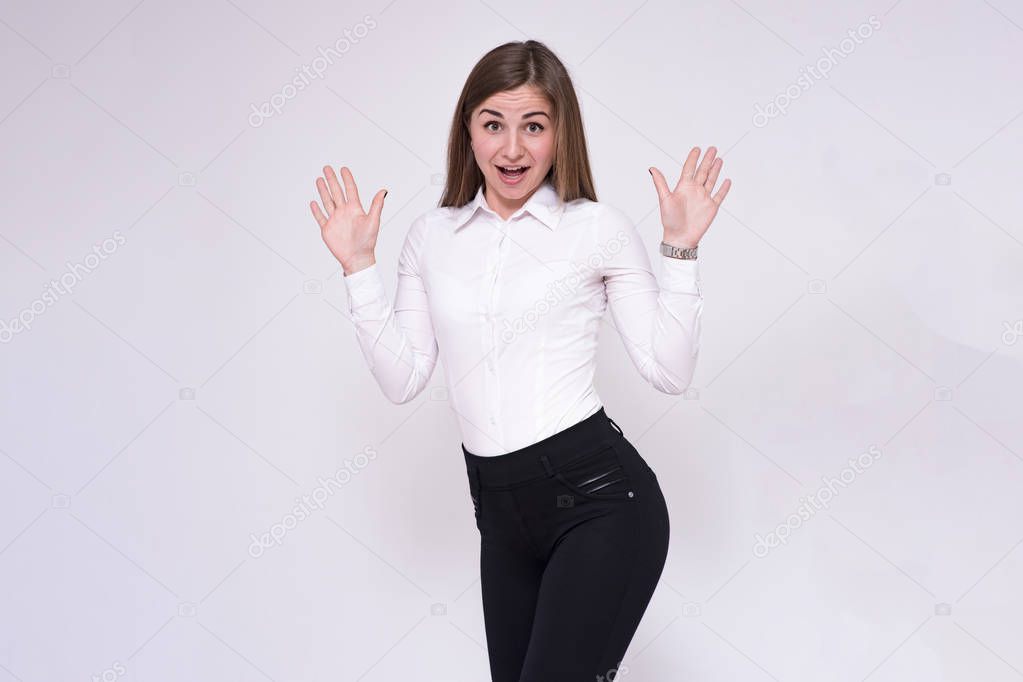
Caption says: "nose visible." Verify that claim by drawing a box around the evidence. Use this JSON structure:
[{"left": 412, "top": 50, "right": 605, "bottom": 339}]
[{"left": 503, "top": 131, "right": 524, "bottom": 160}]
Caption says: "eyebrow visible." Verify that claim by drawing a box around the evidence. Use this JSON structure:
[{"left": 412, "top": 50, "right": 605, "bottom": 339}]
[{"left": 478, "top": 109, "right": 551, "bottom": 120}]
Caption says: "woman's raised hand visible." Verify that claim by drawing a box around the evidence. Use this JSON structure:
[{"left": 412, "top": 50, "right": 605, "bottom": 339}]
[
  {"left": 649, "top": 146, "right": 732, "bottom": 249},
  {"left": 310, "top": 165, "right": 387, "bottom": 274}
]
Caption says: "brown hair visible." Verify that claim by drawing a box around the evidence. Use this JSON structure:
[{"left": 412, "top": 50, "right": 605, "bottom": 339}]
[{"left": 439, "top": 40, "right": 597, "bottom": 208}]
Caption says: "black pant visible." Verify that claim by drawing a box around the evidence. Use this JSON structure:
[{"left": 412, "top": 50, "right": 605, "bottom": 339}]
[{"left": 463, "top": 407, "right": 670, "bottom": 681}]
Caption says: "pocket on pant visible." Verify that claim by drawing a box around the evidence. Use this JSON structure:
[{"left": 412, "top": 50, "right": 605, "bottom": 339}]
[{"left": 553, "top": 445, "right": 635, "bottom": 501}]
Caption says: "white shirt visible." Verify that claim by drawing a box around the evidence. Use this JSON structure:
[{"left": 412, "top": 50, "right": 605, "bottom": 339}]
[{"left": 342, "top": 180, "right": 704, "bottom": 456}]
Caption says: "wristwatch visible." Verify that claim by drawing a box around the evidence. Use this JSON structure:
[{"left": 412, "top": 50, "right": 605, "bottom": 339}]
[{"left": 660, "top": 241, "right": 698, "bottom": 260}]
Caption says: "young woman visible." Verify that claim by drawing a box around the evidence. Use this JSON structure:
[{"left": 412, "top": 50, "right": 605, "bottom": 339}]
[{"left": 310, "top": 40, "right": 730, "bottom": 682}]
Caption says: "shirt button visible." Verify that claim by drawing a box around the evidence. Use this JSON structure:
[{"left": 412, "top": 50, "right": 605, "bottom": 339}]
[{"left": 489, "top": 415, "right": 496, "bottom": 425}]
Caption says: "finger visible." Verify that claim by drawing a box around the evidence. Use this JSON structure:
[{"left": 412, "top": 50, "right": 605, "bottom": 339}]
[
  {"left": 695, "top": 146, "right": 717, "bottom": 186},
  {"left": 324, "top": 165, "right": 347, "bottom": 207},
  {"left": 705, "top": 157, "right": 723, "bottom": 194},
  {"left": 310, "top": 200, "right": 328, "bottom": 228},
  {"left": 648, "top": 166, "right": 671, "bottom": 201},
  {"left": 712, "top": 178, "right": 732, "bottom": 205},
  {"left": 340, "top": 166, "right": 362, "bottom": 211},
  {"left": 367, "top": 188, "right": 387, "bottom": 224},
  {"left": 316, "top": 177, "right": 335, "bottom": 216},
  {"left": 676, "top": 146, "right": 701, "bottom": 191}
]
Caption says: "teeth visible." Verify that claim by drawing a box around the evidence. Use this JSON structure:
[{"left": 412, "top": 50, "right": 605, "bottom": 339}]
[{"left": 500, "top": 166, "right": 527, "bottom": 172}]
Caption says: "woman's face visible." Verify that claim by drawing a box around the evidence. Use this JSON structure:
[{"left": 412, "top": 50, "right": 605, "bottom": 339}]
[{"left": 468, "top": 85, "right": 556, "bottom": 216}]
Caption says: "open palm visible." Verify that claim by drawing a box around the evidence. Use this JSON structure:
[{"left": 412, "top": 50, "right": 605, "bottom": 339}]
[
  {"left": 649, "top": 146, "right": 732, "bottom": 248},
  {"left": 310, "top": 165, "right": 387, "bottom": 271}
]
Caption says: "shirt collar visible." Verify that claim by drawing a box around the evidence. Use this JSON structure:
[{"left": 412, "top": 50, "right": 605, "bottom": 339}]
[{"left": 452, "top": 180, "right": 564, "bottom": 232}]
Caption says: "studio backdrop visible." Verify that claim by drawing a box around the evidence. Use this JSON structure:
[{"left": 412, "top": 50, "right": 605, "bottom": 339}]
[{"left": 1, "top": 0, "right": 1022, "bottom": 680}]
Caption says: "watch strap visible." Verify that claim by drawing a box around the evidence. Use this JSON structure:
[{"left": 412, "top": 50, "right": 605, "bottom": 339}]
[{"left": 660, "top": 241, "right": 698, "bottom": 260}]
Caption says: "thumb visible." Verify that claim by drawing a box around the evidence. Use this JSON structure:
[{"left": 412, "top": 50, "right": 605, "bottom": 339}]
[
  {"left": 369, "top": 188, "right": 388, "bottom": 224},
  {"left": 648, "top": 167, "right": 670, "bottom": 201}
]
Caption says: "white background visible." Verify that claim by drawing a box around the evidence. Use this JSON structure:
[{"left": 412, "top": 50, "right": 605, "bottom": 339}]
[{"left": 1, "top": 0, "right": 1022, "bottom": 680}]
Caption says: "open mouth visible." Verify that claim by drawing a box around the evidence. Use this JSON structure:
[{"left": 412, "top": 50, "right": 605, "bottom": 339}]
[{"left": 497, "top": 165, "right": 530, "bottom": 179}]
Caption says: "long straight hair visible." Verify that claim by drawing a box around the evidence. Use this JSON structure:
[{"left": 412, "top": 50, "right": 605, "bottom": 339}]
[{"left": 439, "top": 40, "right": 598, "bottom": 208}]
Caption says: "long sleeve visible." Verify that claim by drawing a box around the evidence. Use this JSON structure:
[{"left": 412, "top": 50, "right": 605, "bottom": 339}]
[
  {"left": 600, "top": 205, "right": 704, "bottom": 394},
  {"left": 341, "top": 213, "right": 439, "bottom": 404}
]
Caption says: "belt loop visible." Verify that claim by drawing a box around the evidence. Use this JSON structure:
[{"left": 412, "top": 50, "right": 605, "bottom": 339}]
[
  {"left": 607, "top": 416, "right": 623, "bottom": 437},
  {"left": 539, "top": 453, "right": 555, "bottom": 476}
]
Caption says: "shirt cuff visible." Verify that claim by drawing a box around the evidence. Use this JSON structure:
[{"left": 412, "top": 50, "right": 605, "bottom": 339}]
[
  {"left": 660, "top": 255, "right": 702, "bottom": 296},
  {"left": 342, "top": 262, "right": 388, "bottom": 316}
]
